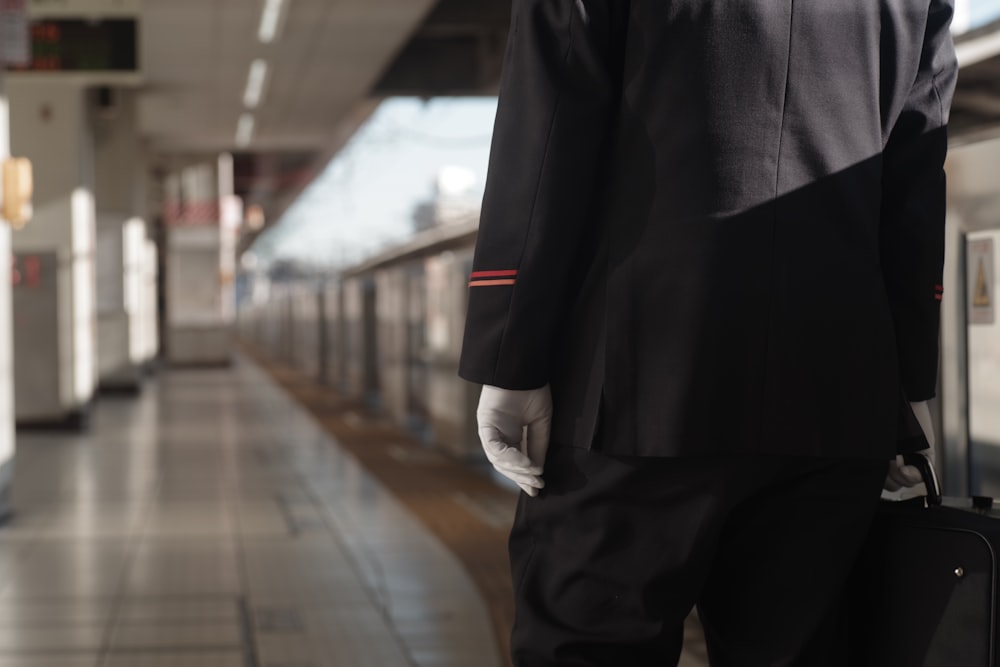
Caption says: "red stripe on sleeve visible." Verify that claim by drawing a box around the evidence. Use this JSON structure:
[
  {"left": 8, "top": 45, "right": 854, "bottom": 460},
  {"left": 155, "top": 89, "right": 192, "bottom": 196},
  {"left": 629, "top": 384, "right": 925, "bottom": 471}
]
[
  {"left": 469, "top": 279, "right": 517, "bottom": 287},
  {"left": 470, "top": 270, "right": 518, "bottom": 279}
]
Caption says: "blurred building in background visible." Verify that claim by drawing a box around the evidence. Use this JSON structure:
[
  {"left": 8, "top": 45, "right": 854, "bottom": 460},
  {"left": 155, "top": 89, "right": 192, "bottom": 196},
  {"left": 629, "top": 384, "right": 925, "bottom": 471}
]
[{"left": 412, "top": 166, "right": 481, "bottom": 233}]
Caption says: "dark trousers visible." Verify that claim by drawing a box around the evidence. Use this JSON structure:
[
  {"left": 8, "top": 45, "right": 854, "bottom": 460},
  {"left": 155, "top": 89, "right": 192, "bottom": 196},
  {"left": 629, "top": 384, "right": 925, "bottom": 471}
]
[{"left": 509, "top": 446, "right": 887, "bottom": 667}]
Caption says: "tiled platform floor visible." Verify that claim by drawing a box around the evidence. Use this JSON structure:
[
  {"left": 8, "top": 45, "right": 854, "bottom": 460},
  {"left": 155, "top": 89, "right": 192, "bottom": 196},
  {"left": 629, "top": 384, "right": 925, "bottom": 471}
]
[
  {"left": 250, "top": 351, "right": 711, "bottom": 667},
  {"left": 0, "top": 359, "right": 501, "bottom": 667}
]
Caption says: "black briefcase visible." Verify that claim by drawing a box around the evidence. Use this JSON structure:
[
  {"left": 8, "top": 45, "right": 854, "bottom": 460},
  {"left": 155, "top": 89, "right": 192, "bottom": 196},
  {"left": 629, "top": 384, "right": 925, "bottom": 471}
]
[{"left": 849, "top": 453, "right": 1000, "bottom": 666}]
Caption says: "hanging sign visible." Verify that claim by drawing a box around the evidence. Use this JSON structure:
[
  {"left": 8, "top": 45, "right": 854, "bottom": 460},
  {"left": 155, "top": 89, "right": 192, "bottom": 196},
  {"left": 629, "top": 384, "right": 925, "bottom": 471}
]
[
  {"left": 6, "top": 18, "right": 137, "bottom": 72},
  {"left": 969, "top": 237, "right": 995, "bottom": 325}
]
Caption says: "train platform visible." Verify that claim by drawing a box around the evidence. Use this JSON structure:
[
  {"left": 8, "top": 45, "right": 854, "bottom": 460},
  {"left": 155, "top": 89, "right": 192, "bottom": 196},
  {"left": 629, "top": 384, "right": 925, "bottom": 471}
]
[
  {"left": 0, "top": 350, "right": 713, "bottom": 667},
  {"left": 0, "top": 356, "right": 504, "bottom": 667}
]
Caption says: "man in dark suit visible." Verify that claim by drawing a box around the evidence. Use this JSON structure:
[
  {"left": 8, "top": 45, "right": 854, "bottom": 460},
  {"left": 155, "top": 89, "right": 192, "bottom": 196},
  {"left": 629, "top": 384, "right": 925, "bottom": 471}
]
[{"left": 459, "top": 1, "right": 957, "bottom": 665}]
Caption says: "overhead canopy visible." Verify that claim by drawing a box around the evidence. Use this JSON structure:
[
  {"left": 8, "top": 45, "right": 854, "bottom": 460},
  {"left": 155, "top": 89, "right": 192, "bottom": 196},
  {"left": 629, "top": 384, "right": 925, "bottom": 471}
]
[
  {"left": 139, "top": 0, "right": 510, "bottom": 225},
  {"left": 142, "top": 0, "right": 434, "bottom": 153}
]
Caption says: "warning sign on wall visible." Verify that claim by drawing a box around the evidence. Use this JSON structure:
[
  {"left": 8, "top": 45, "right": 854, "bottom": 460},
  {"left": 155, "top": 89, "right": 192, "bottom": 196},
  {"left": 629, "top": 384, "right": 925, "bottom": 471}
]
[{"left": 969, "top": 237, "right": 995, "bottom": 325}]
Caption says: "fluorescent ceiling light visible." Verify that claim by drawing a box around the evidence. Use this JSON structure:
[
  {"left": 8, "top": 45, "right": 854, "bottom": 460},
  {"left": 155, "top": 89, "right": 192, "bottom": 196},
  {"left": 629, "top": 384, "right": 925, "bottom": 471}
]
[
  {"left": 258, "top": 0, "right": 286, "bottom": 43},
  {"left": 243, "top": 59, "right": 269, "bottom": 109},
  {"left": 236, "top": 113, "right": 255, "bottom": 147}
]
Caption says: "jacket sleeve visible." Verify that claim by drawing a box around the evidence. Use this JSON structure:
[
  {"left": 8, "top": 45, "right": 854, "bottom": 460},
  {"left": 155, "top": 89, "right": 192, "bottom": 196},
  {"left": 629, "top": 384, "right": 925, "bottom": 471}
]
[
  {"left": 880, "top": 0, "right": 957, "bottom": 402},
  {"left": 458, "top": 0, "right": 623, "bottom": 389}
]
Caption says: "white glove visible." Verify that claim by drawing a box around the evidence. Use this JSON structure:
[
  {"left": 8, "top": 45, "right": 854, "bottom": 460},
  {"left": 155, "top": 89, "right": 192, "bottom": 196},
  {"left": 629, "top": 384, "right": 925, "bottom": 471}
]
[
  {"left": 476, "top": 384, "right": 552, "bottom": 496},
  {"left": 885, "top": 400, "right": 936, "bottom": 491}
]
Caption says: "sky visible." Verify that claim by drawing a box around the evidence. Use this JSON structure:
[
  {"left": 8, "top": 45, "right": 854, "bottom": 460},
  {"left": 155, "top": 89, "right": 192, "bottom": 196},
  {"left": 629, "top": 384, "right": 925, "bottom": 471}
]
[
  {"left": 957, "top": 0, "right": 1000, "bottom": 32},
  {"left": 249, "top": 97, "right": 497, "bottom": 270}
]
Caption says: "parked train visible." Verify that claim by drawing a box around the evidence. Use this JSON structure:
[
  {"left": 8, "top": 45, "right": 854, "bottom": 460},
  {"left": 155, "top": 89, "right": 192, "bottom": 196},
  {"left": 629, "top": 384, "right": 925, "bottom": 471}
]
[{"left": 238, "top": 219, "right": 485, "bottom": 462}]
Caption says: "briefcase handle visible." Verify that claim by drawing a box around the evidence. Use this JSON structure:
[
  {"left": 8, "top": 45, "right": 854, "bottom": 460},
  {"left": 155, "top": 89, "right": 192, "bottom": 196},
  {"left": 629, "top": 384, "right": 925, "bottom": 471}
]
[{"left": 901, "top": 452, "right": 943, "bottom": 508}]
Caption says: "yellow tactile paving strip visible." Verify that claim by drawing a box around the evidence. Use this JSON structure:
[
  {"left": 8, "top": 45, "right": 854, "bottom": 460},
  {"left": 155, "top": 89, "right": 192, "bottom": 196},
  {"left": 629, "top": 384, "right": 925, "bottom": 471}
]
[{"left": 241, "top": 344, "right": 519, "bottom": 667}]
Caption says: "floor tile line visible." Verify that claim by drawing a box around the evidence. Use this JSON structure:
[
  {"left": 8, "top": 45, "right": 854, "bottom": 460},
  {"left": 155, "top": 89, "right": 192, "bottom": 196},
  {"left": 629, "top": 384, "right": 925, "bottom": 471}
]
[
  {"left": 101, "top": 645, "right": 243, "bottom": 655},
  {"left": 292, "top": 469, "right": 422, "bottom": 667},
  {"left": 95, "top": 471, "right": 160, "bottom": 667},
  {"left": 235, "top": 595, "right": 260, "bottom": 667},
  {"left": 228, "top": 477, "right": 262, "bottom": 667},
  {"left": 109, "top": 617, "right": 242, "bottom": 627},
  {"left": 0, "top": 648, "right": 105, "bottom": 656}
]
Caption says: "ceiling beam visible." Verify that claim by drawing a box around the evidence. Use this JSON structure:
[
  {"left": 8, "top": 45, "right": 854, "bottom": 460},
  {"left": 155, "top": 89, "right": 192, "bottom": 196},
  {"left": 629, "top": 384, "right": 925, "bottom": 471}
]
[{"left": 372, "top": 0, "right": 509, "bottom": 96}]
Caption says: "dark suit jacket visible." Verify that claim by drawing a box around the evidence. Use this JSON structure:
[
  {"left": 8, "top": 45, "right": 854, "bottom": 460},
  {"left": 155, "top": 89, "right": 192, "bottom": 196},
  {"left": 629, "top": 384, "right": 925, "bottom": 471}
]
[{"left": 459, "top": 0, "right": 958, "bottom": 459}]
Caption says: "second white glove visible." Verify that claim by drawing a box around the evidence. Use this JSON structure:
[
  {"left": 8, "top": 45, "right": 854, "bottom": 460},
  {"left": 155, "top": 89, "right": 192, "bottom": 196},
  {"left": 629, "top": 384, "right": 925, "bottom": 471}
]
[
  {"left": 885, "top": 400, "right": 936, "bottom": 492},
  {"left": 476, "top": 384, "right": 552, "bottom": 496}
]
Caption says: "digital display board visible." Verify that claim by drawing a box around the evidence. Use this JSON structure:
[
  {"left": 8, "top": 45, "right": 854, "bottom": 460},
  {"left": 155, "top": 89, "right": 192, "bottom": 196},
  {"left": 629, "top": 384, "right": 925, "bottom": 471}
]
[{"left": 6, "top": 19, "right": 136, "bottom": 72}]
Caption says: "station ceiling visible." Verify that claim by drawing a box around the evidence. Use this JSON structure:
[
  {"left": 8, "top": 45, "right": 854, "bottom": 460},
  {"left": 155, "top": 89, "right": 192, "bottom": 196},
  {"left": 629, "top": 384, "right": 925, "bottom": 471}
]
[{"left": 140, "top": 0, "right": 510, "bottom": 227}]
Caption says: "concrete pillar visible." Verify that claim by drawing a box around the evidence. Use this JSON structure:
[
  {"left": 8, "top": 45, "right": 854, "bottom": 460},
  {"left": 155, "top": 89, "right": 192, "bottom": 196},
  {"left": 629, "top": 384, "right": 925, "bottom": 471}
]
[
  {"left": 0, "top": 74, "right": 17, "bottom": 515},
  {"left": 8, "top": 79, "right": 97, "bottom": 426},
  {"left": 164, "top": 155, "right": 238, "bottom": 365},
  {"left": 140, "top": 238, "right": 159, "bottom": 366},
  {"left": 93, "top": 89, "right": 148, "bottom": 391}
]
